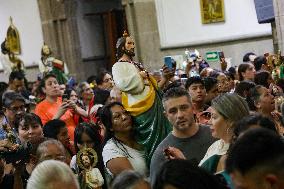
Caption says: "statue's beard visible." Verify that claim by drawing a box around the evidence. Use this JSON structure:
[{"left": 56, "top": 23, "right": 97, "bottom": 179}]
[{"left": 124, "top": 49, "right": 135, "bottom": 58}]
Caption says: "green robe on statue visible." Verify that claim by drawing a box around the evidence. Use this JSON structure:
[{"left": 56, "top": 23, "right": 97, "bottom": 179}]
[{"left": 112, "top": 61, "right": 172, "bottom": 166}]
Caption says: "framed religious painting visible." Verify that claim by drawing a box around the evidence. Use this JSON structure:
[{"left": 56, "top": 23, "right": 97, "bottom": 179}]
[{"left": 200, "top": 0, "right": 225, "bottom": 24}]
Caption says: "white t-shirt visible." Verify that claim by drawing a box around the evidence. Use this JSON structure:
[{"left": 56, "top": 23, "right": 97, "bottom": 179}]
[
  {"left": 70, "top": 155, "right": 78, "bottom": 172},
  {"left": 102, "top": 138, "right": 148, "bottom": 177}
]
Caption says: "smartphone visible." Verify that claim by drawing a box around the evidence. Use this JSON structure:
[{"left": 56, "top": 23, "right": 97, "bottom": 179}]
[
  {"left": 181, "top": 78, "right": 187, "bottom": 85},
  {"left": 164, "top": 56, "right": 173, "bottom": 69},
  {"left": 62, "top": 94, "right": 69, "bottom": 101},
  {"left": 218, "top": 51, "right": 225, "bottom": 61}
]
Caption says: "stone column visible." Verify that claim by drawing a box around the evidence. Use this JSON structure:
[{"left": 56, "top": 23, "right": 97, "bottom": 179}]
[
  {"left": 37, "top": 0, "right": 84, "bottom": 80},
  {"left": 273, "top": 0, "right": 284, "bottom": 52},
  {"left": 122, "top": 0, "right": 162, "bottom": 70}
]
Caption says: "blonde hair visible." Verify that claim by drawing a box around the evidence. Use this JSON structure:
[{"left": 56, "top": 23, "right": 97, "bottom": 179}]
[
  {"left": 27, "top": 160, "right": 79, "bottom": 189},
  {"left": 212, "top": 93, "right": 250, "bottom": 123}
]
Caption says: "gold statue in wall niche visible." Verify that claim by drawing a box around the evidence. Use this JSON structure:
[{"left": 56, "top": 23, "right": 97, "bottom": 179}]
[
  {"left": 200, "top": 0, "right": 225, "bottom": 24},
  {"left": 0, "top": 17, "right": 24, "bottom": 74},
  {"left": 6, "top": 17, "right": 21, "bottom": 55}
]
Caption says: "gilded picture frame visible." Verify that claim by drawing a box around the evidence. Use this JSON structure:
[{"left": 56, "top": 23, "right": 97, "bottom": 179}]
[{"left": 200, "top": 0, "right": 225, "bottom": 24}]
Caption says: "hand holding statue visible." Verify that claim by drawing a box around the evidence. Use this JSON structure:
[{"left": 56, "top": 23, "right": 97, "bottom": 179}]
[{"left": 0, "top": 139, "right": 19, "bottom": 152}]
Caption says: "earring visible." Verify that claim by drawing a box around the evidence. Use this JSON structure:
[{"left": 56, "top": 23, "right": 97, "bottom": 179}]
[{"left": 226, "top": 126, "right": 232, "bottom": 135}]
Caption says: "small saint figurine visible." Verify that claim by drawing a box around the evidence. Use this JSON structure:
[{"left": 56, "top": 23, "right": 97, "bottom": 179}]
[
  {"left": 1, "top": 123, "right": 19, "bottom": 152},
  {"left": 39, "top": 43, "right": 69, "bottom": 84},
  {"left": 77, "top": 148, "right": 104, "bottom": 189}
]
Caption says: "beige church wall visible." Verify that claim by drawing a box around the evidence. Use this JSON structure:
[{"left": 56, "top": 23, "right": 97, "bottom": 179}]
[
  {"left": 155, "top": 0, "right": 271, "bottom": 48},
  {"left": 0, "top": 0, "right": 43, "bottom": 82},
  {"left": 123, "top": 0, "right": 273, "bottom": 72}
]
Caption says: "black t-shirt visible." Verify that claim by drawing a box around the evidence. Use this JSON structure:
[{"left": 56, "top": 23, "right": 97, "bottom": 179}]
[
  {"left": 0, "top": 174, "right": 14, "bottom": 189},
  {"left": 21, "top": 168, "right": 30, "bottom": 189}
]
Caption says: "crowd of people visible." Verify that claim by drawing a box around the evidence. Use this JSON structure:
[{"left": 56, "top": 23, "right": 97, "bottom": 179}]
[{"left": 0, "top": 32, "right": 284, "bottom": 189}]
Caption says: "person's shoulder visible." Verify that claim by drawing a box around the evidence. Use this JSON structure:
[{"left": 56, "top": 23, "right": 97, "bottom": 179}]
[
  {"left": 213, "top": 139, "right": 224, "bottom": 146},
  {"left": 152, "top": 134, "right": 173, "bottom": 155},
  {"left": 102, "top": 139, "right": 128, "bottom": 162},
  {"left": 35, "top": 99, "right": 48, "bottom": 107},
  {"left": 103, "top": 139, "right": 116, "bottom": 149},
  {"left": 208, "top": 139, "right": 223, "bottom": 150},
  {"left": 35, "top": 99, "right": 49, "bottom": 113},
  {"left": 150, "top": 137, "right": 170, "bottom": 168},
  {"left": 103, "top": 139, "right": 125, "bottom": 153},
  {"left": 197, "top": 125, "right": 216, "bottom": 141},
  {"left": 158, "top": 133, "right": 174, "bottom": 147}
]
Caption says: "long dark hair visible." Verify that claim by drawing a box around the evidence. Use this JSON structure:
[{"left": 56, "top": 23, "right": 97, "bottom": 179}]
[
  {"left": 74, "top": 122, "right": 102, "bottom": 153},
  {"left": 245, "top": 85, "right": 263, "bottom": 111},
  {"left": 238, "top": 63, "right": 251, "bottom": 81},
  {"left": 233, "top": 114, "right": 277, "bottom": 141},
  {"left": 14, "top": 113, "right": 43, "bottom": 132},
  {"left": 254, "top": 71, "right": 270, "bottom": 88},
  {"left": 235, "top": 81, "right": 256, "bottom": 98},
  {"left": 74, "top": 122, "right": 107, "bottom": 189},
  {"left": 99, "top": 102, "right": 123, "bottom": 143},
  {"left": 99, "top": 102, "right": 133, "bottom": 157}
]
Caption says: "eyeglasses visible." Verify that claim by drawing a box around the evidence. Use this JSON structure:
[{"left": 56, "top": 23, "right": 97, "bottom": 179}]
[{"left": 8, "top": 105, "right": 26, "bottom": 113}]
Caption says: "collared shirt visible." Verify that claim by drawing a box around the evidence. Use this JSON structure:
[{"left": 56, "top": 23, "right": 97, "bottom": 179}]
[{"left": 199, "top": 139, "right": 229, "bottom": 166}]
